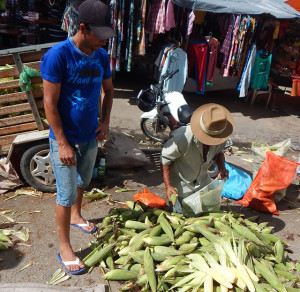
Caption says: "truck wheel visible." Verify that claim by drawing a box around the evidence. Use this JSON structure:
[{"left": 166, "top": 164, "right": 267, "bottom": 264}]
[{"left": 20, "top": 143, "right": 56, "bottom": 193}]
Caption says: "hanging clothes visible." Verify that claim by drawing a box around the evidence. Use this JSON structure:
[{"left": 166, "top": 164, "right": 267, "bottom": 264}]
[
  {"left": 165, "top": 0, "right": 176, "bottom": 31},
  {"left": 61, "top": 0, "right": 80, "bottom": 37},
  {"left": 238, "top": 44, "right": 257, "bottom": 98},
  {"left": 126, "top": 0, "right": 134, "bottom": 72},
  {"left": 206, "top": 37, "right": 220, "bottom": 83},
  {"left": 116, "top": 0, "right": 125, "bottom": 72},
  {"left": 146, "top": 0, "right": 165, "bottom": 34},
  {"left": 236, "top": 17, "right": 256, "bottom": 80},
  {"left": 108, "top": 0, "right": 118, "bottom": 76},
  {"left": 250, "top": 50, "right": 272, "bottom": 90},
  {"left": 137, "top": 0, "right": 147, "bottom": 55},
  {"left": 224, "top": 15, "right": 241, "bottom": 77},
  {"left": 219, "top": 15, "right": 235, "bottom": 76},
  {"left": 187, "top": 41, "right": 209, "bottom": 94}
]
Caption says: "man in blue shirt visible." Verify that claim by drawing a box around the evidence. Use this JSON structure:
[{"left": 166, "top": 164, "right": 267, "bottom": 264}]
[{"left": 41, "top": 0, "right": 115, "bottom": 274}]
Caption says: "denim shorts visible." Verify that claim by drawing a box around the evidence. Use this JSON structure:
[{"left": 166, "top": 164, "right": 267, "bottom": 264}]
[{"left": 49, "top": 138, "right": 98, "bottom": 207}]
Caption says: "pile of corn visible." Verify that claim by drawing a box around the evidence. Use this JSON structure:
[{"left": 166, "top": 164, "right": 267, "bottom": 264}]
[{"left": 83, "top": 202, "right": 300, "bottom": 292}]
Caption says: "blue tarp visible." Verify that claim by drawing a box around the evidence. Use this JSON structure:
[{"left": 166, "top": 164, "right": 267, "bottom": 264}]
[{"left": 171, "top": 0, "right": 300, "bottom": 19}]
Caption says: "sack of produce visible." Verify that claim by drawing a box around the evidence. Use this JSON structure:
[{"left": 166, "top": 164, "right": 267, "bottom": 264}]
[
  {"left": 182, "top": 178, "right": 225, "bottom": 217},
  {"left": 251, "top": 138, "right": 291, "bottom": 202},
  {"left": 134, "top": 188, "right": 166, "bottom": 209},
  {"left": 238, "top": 151, "right": 299, "bottom": 215}
]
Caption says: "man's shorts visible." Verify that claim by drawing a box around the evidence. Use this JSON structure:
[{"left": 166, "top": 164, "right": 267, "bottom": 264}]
[{"left": 49, "top": 138, "right": 98, "bottom": 207}]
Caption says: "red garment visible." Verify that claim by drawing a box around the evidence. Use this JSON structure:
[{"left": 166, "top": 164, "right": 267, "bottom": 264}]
[
  {"left": 146, "top": 0, "right": 165, "bottom": 34},
  {"left": 187, "top": 41, "right": 208, "bottom": 93},
  {"left": 206, "top": 38, "right": 220, "bottom": 82}
]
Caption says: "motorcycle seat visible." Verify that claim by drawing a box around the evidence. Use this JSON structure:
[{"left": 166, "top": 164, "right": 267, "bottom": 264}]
[{"left": 178, "top": 104, "right": 194, "bottom": 124}]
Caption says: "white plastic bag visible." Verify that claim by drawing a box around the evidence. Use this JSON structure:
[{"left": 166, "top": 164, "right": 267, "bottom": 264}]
[
  {"left": 182, "top": 178, "right": 225, "bottom": 217},
  {"left": 251, "top": 138, "right": 291, "bottom": 202}
]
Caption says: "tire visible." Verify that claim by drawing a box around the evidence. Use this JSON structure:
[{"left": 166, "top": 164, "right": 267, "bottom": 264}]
[
  {"left": 141, "top": 117, "right": 172, "bottom": 143},
  {"left": 20, "top": 143, "right": 56, "bottom": 193}
]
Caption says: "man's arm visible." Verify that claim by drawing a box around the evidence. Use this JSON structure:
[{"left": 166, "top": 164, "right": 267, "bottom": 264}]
[
  {"left": 215, "top": 151, "right": 228, "bottom": 180},
  {"left": 96, "top": 77, "right": 114, "bottom": 142},
  {"left": 161, "top": 164, "right": 178, "bottom": 202},
  {"left": 43, "top": 79, "right": 76, "bottom": 166}
]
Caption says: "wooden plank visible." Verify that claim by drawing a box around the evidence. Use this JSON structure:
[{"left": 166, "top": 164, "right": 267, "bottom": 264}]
[
  {"left": 20, "top": 50, "right": 47, "bottom": 63},
  {"left": 31, "top": 77, "right": 43, "bottom": 84},
  {"left": 0, "top": 114, "right": 35, "bottom": 127},
  {"left": 0, "top": 91, "right": 27, "bottom": 104},
  {"left": 0, "top": 103, "right": 32, "bottom": 116},
  {"left": 0, "top": 55, "right": 14, "bottom": 66},
  {"left": 0, "top": 88, "right": 43, "bottom": 105},
  {"left": 0, "top": 134, "right": 16, "bottom": 148},
  {"left": 0, "top": 67, "right": 18, "bottom": 78},
  {"left": 0, "top": 130, "right": 40, "bottom": 149},
  {"left": 0, "top": 61, "right": 41, "bottom": 79},
  {"left": 0, "top": 79, "right": 19, "bottom": 90},
  {"left": 0, "top": 100, "right": 44, "bottom": 116},
  {"left": 0, "top": 78, "right": 42, "bottom": 91},
  {"left": 0, "top": 122, "right": 37, "bottom": 135}
]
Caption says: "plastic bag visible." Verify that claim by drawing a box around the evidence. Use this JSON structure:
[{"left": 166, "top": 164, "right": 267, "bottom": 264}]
[
  {"left": 19, "top": 65, "right": 41, "bottom": 92},
  {"left": 134, "top": 188, "right": 166, "bottom": 209},
  {"left": 222, "top": 162, "right": 252, "bottom": 200},
  {"left": 238, "top": 151, "right": 299, "bottom": 215},
  {"left": 182, "top": 178, "right": 225, "bottom": 217}
]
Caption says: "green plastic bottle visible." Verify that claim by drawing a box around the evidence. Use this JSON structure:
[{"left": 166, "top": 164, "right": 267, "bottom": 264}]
[{"left": 97, "top": 158, "right": 106, "bottom": 179}]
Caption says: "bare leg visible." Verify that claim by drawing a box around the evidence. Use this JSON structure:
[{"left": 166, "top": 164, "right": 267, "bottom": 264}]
[
  {"left": 70, "top": 187, "right": 95, "bottom": 232},
  {"left": 56, "top": 204, "right": 85, "bottom": 272}
]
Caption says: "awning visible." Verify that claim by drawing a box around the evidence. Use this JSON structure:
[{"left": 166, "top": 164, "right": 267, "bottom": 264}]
[{"left": 171, "top": 0, "right": 300, "bottom": 19}]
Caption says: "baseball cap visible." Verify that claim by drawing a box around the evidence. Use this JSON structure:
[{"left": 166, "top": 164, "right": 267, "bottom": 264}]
[{"left": 78, "top": 0, "right": 116, "bottom": 40}]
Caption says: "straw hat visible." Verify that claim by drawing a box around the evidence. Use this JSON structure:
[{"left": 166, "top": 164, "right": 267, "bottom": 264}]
[{"left": 190, "top": 103, "right": 234, "bottom": 145}]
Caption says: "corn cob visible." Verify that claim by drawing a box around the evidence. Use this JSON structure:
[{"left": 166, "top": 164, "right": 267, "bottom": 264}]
[
  {"left": 159, "top": 214, "right": 174, "bottom": 242},
  {"left": 103, "top": 269, "right": 138, "bottom": 280},
  {"left": 174, "top": 231, "right": 194, "bottom": 245},
  {"left": 155, "top": 255, "right": 185, "bottom": 272},
  {"left": 125, "top": 220, "right": 149, "bottom": 230},
  {"left": 105, "top": 251, "right": 114, "bottom": 270},
  {"left": 0, "top": 231, "right": 10, "bottom": 242},
  {"left": 253, "top": 258, "right": 287, "bottom": 292},
  {"left": 143, "top": 236, "right": 172, "bottom": 246},
  {"left": 149, "top": 225, "right": 162, "bottom": 237},
  {"left": 83, "top": 243, "right": 116, "bottom": 267},
  {"left": 144, "top": 247, "right": 157, "bottom": 292}
]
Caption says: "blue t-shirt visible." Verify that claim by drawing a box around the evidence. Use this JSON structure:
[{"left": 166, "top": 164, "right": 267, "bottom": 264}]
[{"left": 40, "top": 38, "right": 112, "bottom": 142}]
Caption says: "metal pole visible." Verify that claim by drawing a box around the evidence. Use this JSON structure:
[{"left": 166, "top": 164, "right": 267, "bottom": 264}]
[{"left": 12, "top": 52, "right": 44, "bottom": 131}]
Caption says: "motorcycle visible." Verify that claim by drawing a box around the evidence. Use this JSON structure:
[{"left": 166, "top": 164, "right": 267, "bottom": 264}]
[
  {"left": 136, "top": 70, "right": 194, "bottom": 143},
  {"left": 136, "top": 70, "right": 233, "bottom": 178}
]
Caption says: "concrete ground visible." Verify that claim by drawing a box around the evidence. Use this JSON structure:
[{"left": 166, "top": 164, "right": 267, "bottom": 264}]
[{"left": 0, "top": 68, "right": 299, "bottom": 290}]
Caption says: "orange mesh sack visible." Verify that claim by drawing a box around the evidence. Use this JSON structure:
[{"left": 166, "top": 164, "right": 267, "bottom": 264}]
[
  {"left": 134, "top": 188, "right": 166, "bottom": 209},
  {"left": 238, "top": 151, "right": 299, "bottom": 215}
]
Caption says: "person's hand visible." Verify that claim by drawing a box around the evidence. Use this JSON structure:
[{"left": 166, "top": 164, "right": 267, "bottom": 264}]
[
  {"left": 96, "top": 122, "right": 109, "bottom": 142},
  {"left": 59, "top": 143, "right": 76, "bottom": 166},
  {"left": 166, "top": 185, "right": 178, "bottom": 202},
  {"left": 217, "top": 168, "right": 229, "bottom": 180}
]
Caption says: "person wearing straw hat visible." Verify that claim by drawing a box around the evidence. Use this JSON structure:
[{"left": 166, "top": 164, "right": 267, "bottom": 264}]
[{"left": 161, "top": 103, "right": 234, "bottom": 213}]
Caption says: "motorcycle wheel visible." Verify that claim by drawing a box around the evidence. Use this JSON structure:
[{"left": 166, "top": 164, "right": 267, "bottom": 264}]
[{"left": 141, "top": 117, "right": 172, "bottom": 143}]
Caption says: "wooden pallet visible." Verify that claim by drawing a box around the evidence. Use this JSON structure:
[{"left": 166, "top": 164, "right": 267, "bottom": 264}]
[{"left": 0, "top": 47, "right": 51, "bottom": 152}]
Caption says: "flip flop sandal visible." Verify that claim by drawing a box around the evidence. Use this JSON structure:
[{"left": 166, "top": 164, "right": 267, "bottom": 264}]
[
  {"left": 57, "top": 253, "right": 86, "bottom": 275},
  {"left": 70, "top": 220, "right": 97, "bottom": 234}
]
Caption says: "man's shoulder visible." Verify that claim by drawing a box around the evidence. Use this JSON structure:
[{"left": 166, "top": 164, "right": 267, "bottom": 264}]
[{"left": 44, "top": 39, "right": 71, "bottom": 57}]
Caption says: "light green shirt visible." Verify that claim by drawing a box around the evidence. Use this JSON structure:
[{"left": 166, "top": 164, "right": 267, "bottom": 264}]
[{"left": 161, "top": 125, "right": 226, "bottom": 199}]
